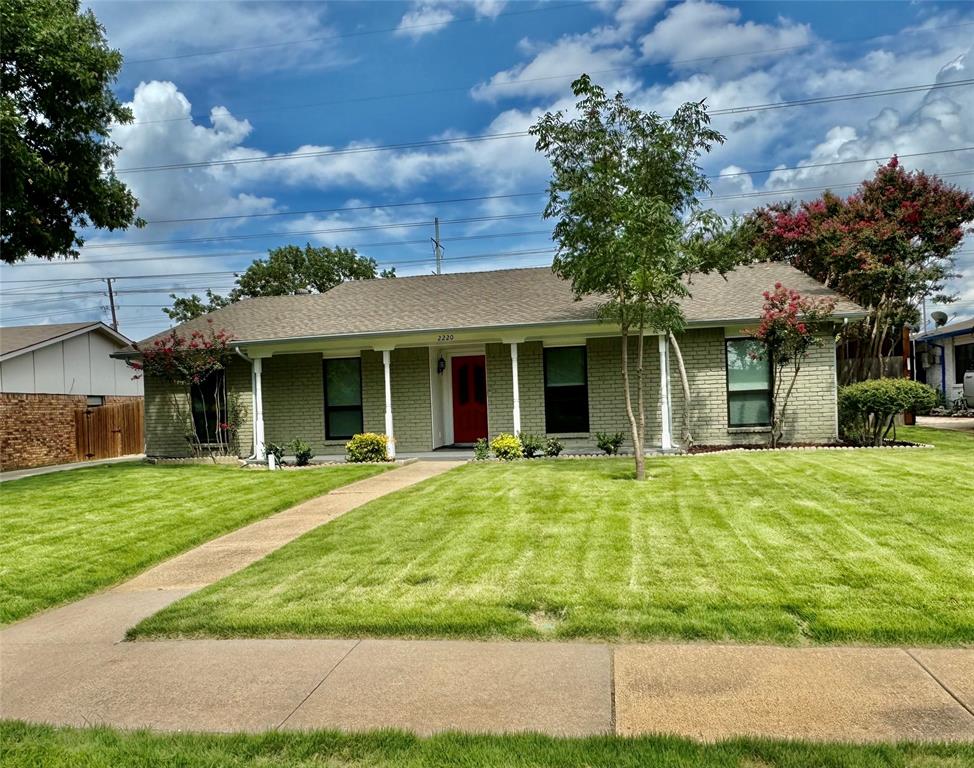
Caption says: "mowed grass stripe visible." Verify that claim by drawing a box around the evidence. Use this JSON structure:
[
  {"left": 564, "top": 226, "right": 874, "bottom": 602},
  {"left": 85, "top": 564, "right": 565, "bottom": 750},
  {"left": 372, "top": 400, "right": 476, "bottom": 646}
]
[
  {"left": 0, "top": 462, "right": 390, "bottom": 624},
  {"left": 130, "top": 427, "right": 974, "bottom": 645}
]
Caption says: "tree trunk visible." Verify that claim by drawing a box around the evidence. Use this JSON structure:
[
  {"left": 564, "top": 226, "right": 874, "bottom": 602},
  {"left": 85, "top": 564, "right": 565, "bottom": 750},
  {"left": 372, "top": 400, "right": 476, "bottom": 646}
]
[
  {"left": 773, "top": 364, "right": 802, "bottom": 448},
  {"left": 668, "top": 332, "right": 693, "bottom": 449},
  {"left": 636, "top": 320, "right": 646, "bottom": 458},
  {"left": 620, "top": 324, "right": 645, "bottom": 480}
]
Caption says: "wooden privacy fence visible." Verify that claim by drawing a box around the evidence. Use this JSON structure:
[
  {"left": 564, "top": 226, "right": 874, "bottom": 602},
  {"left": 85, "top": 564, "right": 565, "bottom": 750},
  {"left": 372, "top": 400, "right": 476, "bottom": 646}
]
[{"left": 74, "top": 401, "right": 144, "bottom": 461}]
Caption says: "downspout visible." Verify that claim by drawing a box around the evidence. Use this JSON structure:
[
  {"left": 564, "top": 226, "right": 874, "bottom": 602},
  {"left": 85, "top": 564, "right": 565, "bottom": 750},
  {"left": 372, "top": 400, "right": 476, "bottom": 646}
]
[{"left": 234, "top": 347, "right": 259, "bottom": 460}]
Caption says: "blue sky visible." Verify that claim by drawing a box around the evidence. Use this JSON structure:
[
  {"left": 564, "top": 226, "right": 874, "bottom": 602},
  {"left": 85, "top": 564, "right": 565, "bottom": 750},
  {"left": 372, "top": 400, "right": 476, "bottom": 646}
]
[{"left": 1, "top": 0, "right": 972, "bottom": 339}]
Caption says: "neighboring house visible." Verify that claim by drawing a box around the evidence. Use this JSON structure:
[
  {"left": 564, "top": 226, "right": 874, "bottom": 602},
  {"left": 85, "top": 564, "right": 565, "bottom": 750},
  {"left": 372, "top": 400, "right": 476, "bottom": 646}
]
[
  {"left": 913, "top": 317, "right": 974, "bottom": 404},
  {"left": 124, "top": 262, "right": 863, "bottom": 459},
  {"left": 0, "top": 322, "right": 144, "bottom": 471}
]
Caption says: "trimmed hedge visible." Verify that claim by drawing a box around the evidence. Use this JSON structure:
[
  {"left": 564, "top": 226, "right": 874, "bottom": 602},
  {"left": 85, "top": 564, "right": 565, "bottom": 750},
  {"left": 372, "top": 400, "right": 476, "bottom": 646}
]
[
  {"left": 345, "top": 433, "right": 389, "bottom": 462},
  {"left": 838, "top": 378, "right": 938, "bottom": 446}
]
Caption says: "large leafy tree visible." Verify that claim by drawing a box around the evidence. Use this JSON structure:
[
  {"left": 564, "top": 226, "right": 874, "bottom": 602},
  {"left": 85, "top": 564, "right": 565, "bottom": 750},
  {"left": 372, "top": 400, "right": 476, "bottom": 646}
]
[
  {"left": 745, "top": 158, "right": 974, "bottom": 382},
  {"left": 1, "top": 0, "right": 141, "bottom": 263},
  {"left": 164, "top": 244, "right": 394, "bottom": 322},
  {"left": 530, "top": 75, "right": 742, "bottom": 480}
]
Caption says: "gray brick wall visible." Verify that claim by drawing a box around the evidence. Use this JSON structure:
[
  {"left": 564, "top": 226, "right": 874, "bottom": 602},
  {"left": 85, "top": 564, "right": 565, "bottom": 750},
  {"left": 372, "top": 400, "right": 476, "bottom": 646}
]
[
  {"left": 586, "top": 335, "right": 661, "bottom": 449},
  {"left": 666, "top": 329, "right": 837, "bottom": 445},
  {"left": 262, "top": 353, "right": 327, "bottom": 452},
  {"left": 362, "top": 348, "right": 433, "bottom": 453},
  {"left": 486, "top": 337, "right": 661, "bottom": 450},
  {"left": 144, "top": 373, "right": 191, "bottom": 457}
]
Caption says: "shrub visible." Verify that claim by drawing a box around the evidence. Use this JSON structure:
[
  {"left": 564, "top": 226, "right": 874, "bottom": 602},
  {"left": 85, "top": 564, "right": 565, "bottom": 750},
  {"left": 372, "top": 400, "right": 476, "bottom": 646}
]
[
  {"left": 519, "top": 433, "right": 545, "bottom": 458},
  {"left": 595, "top": 431, "right": 625, "bottom": 455},
  {"left": 544, "top": 437, "right": 564, "bottom": 457},
  {"left": 289, "top": 438, "right": 313, "bottom": 467},
  {"left": 473, "top": 438, "right": 490, "bottom": 461},
  {"left": 838, "top": 379, "right": 939, "bottom": 446},
  {"left": 346, "top": 433, "right": 389, "bottom": 462},
  {"left": 265, "top": 442, "right": 286, "bottom": 466},
  {"left": 490, "top": 433, "right": 523, "bottom": 461}
]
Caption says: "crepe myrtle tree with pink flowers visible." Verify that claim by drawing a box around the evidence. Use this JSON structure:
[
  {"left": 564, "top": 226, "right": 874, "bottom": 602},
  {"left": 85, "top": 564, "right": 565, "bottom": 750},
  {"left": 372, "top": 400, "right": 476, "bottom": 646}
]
[
  {"left": 748, "top": 284, "right": 836, "bottom": 448},
  {"left": 128, "top": 322, "right": 242, "bottom": 457}
]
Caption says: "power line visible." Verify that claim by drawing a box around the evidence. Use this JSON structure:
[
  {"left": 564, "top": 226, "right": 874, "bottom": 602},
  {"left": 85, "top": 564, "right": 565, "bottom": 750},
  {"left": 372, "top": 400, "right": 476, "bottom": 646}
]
[
  {"left": 114, "top": 85, "right": 974, "bottom": 174},
  {"left": 40, "top": 148, "right": 974, "bottom": 253},
  {"left": 15, "top": 167, "right": 974, "bottom": 271},
  {"left": 78, "top": 213, "right": 542, "bottom": 250},
  {"left": 9, "top": 229, "right": 556, "bottom": 267},
  {"left": 126, "top": 21, "right": 974, "bottom": 125},
  {"left": 123, "top": 2, "right": 590, "bottom": 65}
]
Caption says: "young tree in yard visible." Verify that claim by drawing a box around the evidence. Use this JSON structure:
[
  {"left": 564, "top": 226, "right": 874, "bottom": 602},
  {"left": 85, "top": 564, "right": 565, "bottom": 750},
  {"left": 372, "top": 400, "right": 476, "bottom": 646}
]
[
  {"left": 530, "top": 75, "right": 742, "bottom": 479},
  {"left": 747, "top": 284, "right": 835, "bottom": 448},
  {"left": 1, "top": 0, "right": 141, "bottom": 262},
  {"left": 745, "top": 158, "right": 974, "bottom": 383},
  {"left": 163, "top": 244, "right": 395, "bottom": 321}
]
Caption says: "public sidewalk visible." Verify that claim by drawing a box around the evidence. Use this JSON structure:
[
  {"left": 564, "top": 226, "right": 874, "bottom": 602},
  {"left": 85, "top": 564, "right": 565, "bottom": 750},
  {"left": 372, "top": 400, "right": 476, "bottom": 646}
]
[{"left": 1, "top": 459, "right": 972, "bottom": 742}]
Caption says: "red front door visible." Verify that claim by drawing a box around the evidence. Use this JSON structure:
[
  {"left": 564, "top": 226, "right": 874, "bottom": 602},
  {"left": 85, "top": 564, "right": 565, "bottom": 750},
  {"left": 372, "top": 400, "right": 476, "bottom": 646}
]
[{"left": 451, "top": 355, "right": 488, "bottom": 444}]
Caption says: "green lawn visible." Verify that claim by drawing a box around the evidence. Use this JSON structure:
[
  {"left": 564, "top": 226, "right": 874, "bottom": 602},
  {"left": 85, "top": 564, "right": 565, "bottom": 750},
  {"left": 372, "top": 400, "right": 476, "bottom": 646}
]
[
  {"left": 3, "top": 722, "right": 972, "bottom": 768},
  {"left": 0, "top": 462, "right": 389, "bottom": 624},
  {"left": 131, "top": 427, "right": 974, "bottom": 645}
]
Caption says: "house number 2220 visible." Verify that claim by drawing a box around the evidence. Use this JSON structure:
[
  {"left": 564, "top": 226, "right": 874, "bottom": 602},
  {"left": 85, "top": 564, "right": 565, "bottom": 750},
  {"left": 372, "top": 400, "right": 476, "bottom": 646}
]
[{"left": 436, "top": 334, "right": 455, "bottom": 342}]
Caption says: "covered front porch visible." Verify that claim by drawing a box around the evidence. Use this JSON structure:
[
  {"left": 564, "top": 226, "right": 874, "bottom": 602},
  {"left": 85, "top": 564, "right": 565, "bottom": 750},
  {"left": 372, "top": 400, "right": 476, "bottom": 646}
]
[{"left": 236, "top": 323, "right": 676, "bottom": 461}]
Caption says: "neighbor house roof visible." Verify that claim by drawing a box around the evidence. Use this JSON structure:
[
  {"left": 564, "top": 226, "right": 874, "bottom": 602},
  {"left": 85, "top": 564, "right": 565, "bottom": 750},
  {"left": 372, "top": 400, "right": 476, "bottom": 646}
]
[
  {"left": 913, "top": 317, "right": 974, "bottom": 342},
  {"left": 0, "top": 321, "right": 132, "bottom": 361},
  {"left": 129, "top": 261, "right": 864, "bottom": 350}
]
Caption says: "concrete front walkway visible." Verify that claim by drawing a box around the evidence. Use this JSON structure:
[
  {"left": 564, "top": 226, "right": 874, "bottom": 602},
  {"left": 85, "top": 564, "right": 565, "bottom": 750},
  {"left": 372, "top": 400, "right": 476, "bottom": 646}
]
[
  {"left": 0, "top": 454, "right": 145, "bottom": 483},
  {"left": 2, "top": 458, "right": 972, "bottom": 742}
]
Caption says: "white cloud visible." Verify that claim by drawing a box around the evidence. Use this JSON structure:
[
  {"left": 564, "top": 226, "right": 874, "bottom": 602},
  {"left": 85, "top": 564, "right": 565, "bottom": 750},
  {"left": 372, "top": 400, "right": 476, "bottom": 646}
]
[
  {"left": 640, "top": 1, "right": 813, "bottom": 75},
  {"left": 613, "top": 0, "right": 667, "bottom": 30},
  {"left": 88, "top": 1, "right": 345, "bottom": 78},
  {"left": 110, "top": 81, "right": 277, "bottom": 224},
  {"left": 471, "top": 30, "right": 639, "bottom": 102},
  {"left": 395, "top": 4, "right": 456, "bottom": 39},
  {"left": 395, "top": 0, "right": 507, "bottom": 39}
]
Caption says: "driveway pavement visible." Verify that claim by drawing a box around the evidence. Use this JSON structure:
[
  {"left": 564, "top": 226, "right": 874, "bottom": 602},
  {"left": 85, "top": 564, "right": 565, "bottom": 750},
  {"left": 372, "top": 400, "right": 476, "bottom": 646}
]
[{"left": 2, "top": 459, "right": 972, "bottom": 741}]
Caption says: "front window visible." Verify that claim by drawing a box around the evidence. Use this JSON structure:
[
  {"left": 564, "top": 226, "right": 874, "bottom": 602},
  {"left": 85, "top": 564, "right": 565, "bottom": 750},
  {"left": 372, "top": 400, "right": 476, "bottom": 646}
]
[
  {"left": 726, "top": 339, "right": 771, "bottom": 427},
  {"left": 544, "top": 346, "right": 589, "bottom": 433},
  {"left": 323, "top": 357, "right": 363, "bottom": 440},
  {"left": 191, "top": 370, "right": 227, "bottom": 443}
]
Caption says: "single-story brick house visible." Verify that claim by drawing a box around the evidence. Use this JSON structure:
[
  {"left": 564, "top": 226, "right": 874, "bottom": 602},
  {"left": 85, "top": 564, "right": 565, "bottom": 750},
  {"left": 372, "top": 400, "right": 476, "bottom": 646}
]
[
  {"left": 1, "top": 322, "right": 144, "bottom": 470},
  {"left": 125, "top": 262, "right": 863, "bottom": 459}
]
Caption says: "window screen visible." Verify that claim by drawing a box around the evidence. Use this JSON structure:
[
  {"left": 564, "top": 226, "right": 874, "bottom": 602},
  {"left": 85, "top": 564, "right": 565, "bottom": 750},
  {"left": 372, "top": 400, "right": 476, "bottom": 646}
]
[
  {"left": 726, "top": 339, "right": 771, "bottom": 427},
  {"left": 544, "top": 346, "right": 589, "bottom": 433},
  {"left": 323, "top": 357, "right": 363, "bottom": 439}
]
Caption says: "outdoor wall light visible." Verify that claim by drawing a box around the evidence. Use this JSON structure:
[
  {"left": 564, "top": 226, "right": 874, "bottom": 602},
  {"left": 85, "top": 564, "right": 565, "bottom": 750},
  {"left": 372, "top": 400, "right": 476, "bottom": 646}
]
[{"left": 437, "top": 356, "right": 446, "bottom": 375}]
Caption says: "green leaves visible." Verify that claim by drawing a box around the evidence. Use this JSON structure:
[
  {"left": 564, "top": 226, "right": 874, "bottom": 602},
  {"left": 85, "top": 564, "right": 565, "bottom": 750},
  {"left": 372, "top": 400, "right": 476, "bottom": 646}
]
[
  {"left": 1, "top": 0, "right": 141, "bottom": 262},
  {"left": 529, "top": 74, "right": 740, "bottom": 332}
]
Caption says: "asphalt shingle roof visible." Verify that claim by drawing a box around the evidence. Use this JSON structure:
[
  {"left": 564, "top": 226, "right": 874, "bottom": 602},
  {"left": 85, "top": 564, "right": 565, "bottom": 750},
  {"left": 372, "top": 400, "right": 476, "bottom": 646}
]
[
  {"left": 134, "top": 261, "right": 863, "bottom": 348},
  {"left": 0, "top": 322, "right": 103, "bottom": 358}
]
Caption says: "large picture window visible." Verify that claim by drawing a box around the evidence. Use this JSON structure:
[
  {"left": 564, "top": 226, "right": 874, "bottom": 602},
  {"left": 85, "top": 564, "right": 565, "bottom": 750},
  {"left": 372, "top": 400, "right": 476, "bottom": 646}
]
[
  {"left": 726, "top": 338, "right": 771, "bottom": 427},
  {"left": 190, "top": 370, "right": 227, "bottom": 443},
  {"left": 544, "top": 346, "right": 589, "bottom": 433},
  {"left": 323, "top": 357, "right": 363, "bottom": 439}
]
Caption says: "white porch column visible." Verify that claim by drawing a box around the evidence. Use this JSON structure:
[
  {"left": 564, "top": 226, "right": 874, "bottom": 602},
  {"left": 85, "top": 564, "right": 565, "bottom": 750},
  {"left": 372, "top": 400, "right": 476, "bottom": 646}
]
[
  {"left": 510, "top": 341, "right": 521, "bottom": 435},
  {"left": 253, "top": 357, "right": 266, "bottom": 460},
  {"left": 658, "top": 334, "right": 673, "bottom": 450},
  {"left": 382, "top": 349, "right": 396, "bottom": 458}
]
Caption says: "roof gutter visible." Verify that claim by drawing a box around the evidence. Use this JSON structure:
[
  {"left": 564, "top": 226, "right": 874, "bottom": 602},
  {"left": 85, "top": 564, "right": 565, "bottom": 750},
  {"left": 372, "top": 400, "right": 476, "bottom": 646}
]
[
  {"left": 914, "top": 327, "right": 974, "bottom": 343},
  {"left": 216, "top": 310, "right": 868, "bottom": 349}
]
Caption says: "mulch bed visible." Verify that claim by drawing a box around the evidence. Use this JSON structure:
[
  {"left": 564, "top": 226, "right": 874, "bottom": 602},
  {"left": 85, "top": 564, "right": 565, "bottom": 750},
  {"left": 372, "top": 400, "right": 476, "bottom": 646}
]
[{"left": 688, "top": 440, "right": 925, "bottom": 454}]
